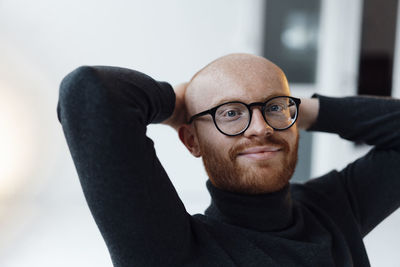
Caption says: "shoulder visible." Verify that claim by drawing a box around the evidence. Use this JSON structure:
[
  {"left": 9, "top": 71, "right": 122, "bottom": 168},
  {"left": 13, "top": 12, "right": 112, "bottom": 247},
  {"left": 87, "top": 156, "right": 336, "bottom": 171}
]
[{"left": 290, "top": 173, "right": 355, "bottom": 221}]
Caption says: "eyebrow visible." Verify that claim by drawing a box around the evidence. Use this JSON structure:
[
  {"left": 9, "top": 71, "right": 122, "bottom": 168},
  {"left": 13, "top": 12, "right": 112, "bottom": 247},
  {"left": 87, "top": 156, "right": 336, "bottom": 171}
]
[{"left": 210, "top": 93, "right": 290, "bottom": 108}]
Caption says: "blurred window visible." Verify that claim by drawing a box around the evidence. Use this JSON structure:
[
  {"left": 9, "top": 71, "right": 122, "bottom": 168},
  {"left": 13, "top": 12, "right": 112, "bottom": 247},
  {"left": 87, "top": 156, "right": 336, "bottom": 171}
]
[
  {"left": 263, "top": 0, "right": 321, "bottom": 84},
  {"left": 358, "top": 0, "right": 399, "bottom": 96}
]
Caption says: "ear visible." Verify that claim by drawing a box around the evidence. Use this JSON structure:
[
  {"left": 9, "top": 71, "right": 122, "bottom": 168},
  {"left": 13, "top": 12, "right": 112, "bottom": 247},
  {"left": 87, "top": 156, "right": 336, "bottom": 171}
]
[{"left": 178, "top": 124, "right": 201, "bottom": 157}]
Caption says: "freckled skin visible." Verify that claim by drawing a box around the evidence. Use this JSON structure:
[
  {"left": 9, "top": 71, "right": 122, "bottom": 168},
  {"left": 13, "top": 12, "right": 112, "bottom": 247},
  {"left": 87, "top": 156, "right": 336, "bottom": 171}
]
[{"left": 181, "top": 53, "right": 299, "bottom": 194}]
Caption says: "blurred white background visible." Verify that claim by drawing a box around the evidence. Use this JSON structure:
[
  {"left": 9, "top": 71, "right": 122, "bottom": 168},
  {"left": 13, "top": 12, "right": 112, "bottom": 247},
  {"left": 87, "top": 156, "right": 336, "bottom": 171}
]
[{"left": 0, "top": 0, "right": 399, "bottom": 266}]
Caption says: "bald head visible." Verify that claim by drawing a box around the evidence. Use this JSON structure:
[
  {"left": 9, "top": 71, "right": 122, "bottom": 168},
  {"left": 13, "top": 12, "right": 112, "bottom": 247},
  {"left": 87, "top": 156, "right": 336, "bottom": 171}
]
[{"left": 185, "top": 53, "right": 290, "bottom": 117}]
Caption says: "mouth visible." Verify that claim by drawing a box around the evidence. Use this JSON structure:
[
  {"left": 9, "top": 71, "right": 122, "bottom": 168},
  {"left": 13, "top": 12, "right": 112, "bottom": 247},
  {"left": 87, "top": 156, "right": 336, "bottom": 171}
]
[{"left": 237, "top": 146, "right": 282, "bottom": 160}]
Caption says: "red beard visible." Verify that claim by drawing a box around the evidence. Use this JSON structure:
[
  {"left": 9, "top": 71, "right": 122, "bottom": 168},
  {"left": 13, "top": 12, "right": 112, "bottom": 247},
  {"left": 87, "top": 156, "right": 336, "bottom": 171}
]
[{"left": 200, "top": 133, "right": 299, "bottom": 194}]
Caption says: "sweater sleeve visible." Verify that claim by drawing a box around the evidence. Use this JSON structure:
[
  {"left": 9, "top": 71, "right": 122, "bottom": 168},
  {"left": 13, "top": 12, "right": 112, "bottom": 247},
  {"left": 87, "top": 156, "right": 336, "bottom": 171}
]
[
  {"left": 306, "top": 94, "right": 400, "bottom": 237},
  {"left": 57, "top": 66, "right": 192, "bottom": 267}
]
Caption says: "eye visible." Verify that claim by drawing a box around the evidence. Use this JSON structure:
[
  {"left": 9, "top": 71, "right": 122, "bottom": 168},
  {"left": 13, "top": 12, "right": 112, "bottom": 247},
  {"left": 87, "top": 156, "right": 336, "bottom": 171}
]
[
  {"left": 216, "top": 103, "right": 248, "bottom": 122},
  {"left": 266, "top": 104, "right": 284, "bottom": 112},
  {"left": 221, "top": 109, "right": 243, "bottom": 120},
  {"left": 226, "top": 110, "right": 238, "bottom": 117},
  {"left": 216, "top": 108, "right": 245, "bottom": 121}
]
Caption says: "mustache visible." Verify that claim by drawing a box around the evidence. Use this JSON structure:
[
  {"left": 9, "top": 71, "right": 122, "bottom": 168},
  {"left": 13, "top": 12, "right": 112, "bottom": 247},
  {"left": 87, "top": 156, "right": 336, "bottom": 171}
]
[{"left": 228, "top": 135, "right": 290, "bottom": 161}]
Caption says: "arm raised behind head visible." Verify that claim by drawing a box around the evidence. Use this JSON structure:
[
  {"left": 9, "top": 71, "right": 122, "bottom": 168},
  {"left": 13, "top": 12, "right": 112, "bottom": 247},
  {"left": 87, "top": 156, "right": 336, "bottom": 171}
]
[{"left": 57, "top": 66, "right": 192, "bottom": 266}]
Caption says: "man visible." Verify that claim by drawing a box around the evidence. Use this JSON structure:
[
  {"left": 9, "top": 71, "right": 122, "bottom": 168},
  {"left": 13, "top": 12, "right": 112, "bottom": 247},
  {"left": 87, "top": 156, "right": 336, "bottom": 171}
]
[{"left": 57, "top": 54, "right": 400, "bottom": 267}]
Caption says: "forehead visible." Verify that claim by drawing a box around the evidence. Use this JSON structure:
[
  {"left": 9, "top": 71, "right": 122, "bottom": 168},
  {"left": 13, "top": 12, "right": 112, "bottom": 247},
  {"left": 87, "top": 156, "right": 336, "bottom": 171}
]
[{"left": 190, "top": 67, "right": 290, "bottom": 113}]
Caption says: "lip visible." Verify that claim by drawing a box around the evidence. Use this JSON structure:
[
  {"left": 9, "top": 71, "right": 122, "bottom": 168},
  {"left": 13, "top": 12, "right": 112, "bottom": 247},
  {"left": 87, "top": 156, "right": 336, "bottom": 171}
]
[{"left": 237, "top": 146, "right": 282, "bottom": 160}]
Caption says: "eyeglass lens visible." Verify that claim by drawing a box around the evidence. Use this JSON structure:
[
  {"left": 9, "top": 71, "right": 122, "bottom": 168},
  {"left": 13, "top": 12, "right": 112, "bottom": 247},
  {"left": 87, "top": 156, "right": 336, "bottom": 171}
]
[{"left": 214, "top": 97, "right": 297, "bottom": 135}]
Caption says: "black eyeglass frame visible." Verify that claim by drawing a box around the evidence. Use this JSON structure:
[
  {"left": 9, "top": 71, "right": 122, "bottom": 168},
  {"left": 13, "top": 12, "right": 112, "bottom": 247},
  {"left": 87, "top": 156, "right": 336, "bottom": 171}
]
[{"left": 188, "top": 96, "right": 301, "bottom": 136}]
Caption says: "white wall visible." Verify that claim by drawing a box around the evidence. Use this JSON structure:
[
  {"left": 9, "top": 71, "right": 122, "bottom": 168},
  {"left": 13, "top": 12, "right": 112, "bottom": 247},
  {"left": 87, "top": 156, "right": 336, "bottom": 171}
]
[
  {"left": 0, "top": 1, "right": 264, "bottom": 266},
  {"left": 312, "top": 0, "right": 365, "bottom": 177}
]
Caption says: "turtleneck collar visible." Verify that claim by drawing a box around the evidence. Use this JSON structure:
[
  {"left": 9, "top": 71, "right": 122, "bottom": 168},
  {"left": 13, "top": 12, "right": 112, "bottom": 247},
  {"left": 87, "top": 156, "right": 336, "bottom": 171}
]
[{"left": 204, "top": 179, "right": 294, "bottom": 232}]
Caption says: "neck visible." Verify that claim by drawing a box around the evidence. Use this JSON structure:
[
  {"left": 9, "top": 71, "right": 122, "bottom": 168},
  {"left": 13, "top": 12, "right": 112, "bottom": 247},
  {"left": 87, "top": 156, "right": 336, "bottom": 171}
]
[{"left": 205, "top": 180, "right": 294, "bottom": 232}]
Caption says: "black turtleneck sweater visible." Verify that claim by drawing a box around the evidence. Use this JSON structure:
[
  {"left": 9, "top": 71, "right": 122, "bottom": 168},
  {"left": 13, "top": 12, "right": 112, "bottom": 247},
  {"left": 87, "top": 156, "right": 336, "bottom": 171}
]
[{"left": 57, "top": 66, "right": 400, "bottom": 267}]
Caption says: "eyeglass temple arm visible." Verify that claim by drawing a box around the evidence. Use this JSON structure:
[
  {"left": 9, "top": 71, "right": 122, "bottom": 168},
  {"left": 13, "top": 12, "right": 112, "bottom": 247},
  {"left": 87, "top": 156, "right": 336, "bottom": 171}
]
[{"left": 187, "top": 109, "right": 213, "bottom": 124}]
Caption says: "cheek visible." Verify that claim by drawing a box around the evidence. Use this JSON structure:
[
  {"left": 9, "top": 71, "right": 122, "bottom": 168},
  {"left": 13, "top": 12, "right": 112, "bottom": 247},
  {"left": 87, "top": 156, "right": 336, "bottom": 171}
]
[
  {"left": 284, "top": 127, "right": 299, "bottom": 149},
  {"left": 273, "top": 126, "right": 298, "bottom": 150},
  {"left": 196, "top": 122, "right": 233, "bottom": 156}
]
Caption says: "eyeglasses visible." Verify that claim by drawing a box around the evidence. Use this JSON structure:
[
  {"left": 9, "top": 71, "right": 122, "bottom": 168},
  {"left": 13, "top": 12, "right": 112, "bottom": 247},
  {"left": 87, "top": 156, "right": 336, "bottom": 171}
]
[{"left": 188, "top": 96, "right": 301, "bottom": 136}]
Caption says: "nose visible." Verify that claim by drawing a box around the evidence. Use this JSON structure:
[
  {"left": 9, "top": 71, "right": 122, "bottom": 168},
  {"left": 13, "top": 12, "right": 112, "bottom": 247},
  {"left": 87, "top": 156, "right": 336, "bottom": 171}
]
[{"left": 243, "top": 108, "right": 274, "bottom": 138}]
